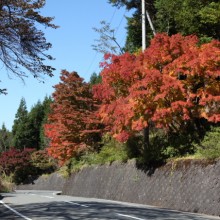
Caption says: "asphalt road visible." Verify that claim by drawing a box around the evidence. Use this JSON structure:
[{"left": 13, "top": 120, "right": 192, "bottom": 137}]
[{"left": 0, "top": 190, "right": 219, "bottom": 220}]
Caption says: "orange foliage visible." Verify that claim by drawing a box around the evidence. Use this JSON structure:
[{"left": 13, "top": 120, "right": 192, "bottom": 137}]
[
  {"left": 45, "top": 70, "right": 102, "bottom": 165},
  {"left": 93, "top": 33, "right": 220, "bottom": 142}
]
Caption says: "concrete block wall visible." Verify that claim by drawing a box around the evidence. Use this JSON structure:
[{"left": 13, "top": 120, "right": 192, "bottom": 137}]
[
  {"left": 16, "top": 159, "right": 220, "bottom": 216},
  {"left": 62, "top": 159, "right": 220, "bottom": 216},
  {"left": 16, "top": 172, "right": 66, "bottom": 191}
]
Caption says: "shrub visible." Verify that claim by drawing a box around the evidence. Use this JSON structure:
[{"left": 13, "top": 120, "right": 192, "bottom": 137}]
[
  {"left": 0, "top": 148, "right": 56, "bottom": 184},
  {"left": 95, "top": 142, "right": 128, "bottom": 164},
  {"left": 65, "top": 135, "right": 129, "bottom": 174},
  {"left": 31, "top": 149, "right": 56, "bottom": 173},
  {"left": 0, "top": 148, "right": 34, "bottom": 177},
  {"left": 196, "top": 126, "right": 220, "bottom": 159}
]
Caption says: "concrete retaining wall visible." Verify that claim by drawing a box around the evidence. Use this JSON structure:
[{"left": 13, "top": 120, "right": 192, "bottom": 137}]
[
  {"left": 16, "top": 172, "right": 66, "bottom": 191},
  {"left": 62, "top": 159, "right": 220, "bottom": 216},
  {"left": 17, "top": 159, "right": 220, "bottom": 216}
]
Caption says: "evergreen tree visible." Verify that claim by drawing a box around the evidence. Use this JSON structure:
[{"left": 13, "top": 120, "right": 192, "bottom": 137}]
[
  {"left": 0, "top": 124, "right": 12, "bottom": 152},
  {"left": 155, "top": 0, "right": 220, "bottom": 40},
  {"left": 108, "top": 0, "right": 220, "bottom": 53},
  {"left": 39, "top": 96, "right": 53, "bottom": 149},
  {"left": 12, "top": 98, "right": 29, "bottom": 149},
  {"left": 26, "top": 101, "right": 45, "bottom": 150},
  {"left": 124, "top": 12, "right": 142, "bottom": 53},
  {"left": 89, "top": 72, "right": 102, "bottom": 86},
  {"left": 12, "top": 96, "right": 53, "bottom": 150}
]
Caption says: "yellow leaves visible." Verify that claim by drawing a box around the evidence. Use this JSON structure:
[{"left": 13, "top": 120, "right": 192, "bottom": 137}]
[{"left": 168, "top": 70, "right": 175, "bottom": 77}]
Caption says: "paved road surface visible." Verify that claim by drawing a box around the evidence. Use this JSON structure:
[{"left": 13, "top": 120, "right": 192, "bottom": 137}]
[{"left": 0, "top": 190, "right": 219, "bottom": 220}]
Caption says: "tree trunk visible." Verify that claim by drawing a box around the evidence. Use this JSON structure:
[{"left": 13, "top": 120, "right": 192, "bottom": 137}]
[{"left": 143, "top": 126, "right": 150, "bottom": 162}]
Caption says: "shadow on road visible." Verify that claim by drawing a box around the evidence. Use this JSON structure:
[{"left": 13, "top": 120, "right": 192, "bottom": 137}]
[{"left": 0, "top": 200, "right": 218, "bottom": 220}]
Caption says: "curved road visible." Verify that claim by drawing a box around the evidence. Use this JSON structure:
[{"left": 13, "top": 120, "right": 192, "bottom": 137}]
[{"left": 0, "top": 190, "right": 219, "bottom": 220}]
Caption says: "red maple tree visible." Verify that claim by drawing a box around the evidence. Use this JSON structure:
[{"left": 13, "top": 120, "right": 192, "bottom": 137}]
[
  {"left": 93, "top": 33, "right": 220, "bottom": 143},
  {"left": 45, "top": 70, "right": 102, "bottom": 165}
]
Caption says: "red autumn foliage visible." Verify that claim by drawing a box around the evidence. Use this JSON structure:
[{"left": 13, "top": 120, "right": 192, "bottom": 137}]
[
  {"left": 44, "top": 70, "right": 102, "bottom": 165},
  {"left": 93, "top": 33, "right": 220, "bottom": 142},
  {"left": 0, "top": 148, "right": 34, "bottom": 175}
]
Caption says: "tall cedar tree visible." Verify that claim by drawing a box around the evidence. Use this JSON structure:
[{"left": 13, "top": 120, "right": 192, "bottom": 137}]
[
  {"left": 45, "top": 70, "right": 102, "bottom": 165},
  {"left": 0, "top": 0, "right": 58, "bottom": 93},
  {"left": 0, "top": 123, "right": 12, "bottom": 152},
  {"left": 12, "top": 97, "right": 29, "bottom": 149},
  {"left": 26, "top": 101, "right": 45, "bottom": 150},
  {"left": 89, "top": 72, "right": 102, "bottom": 86},
  {"left": 39, "top": 96, "right": 53, "bottom": 149},
  {"left": 11, "top": 97, "right": 52, "bottom": 151},
  {"left": 93, "top": 33, "right": 220, "bottom": 143}
]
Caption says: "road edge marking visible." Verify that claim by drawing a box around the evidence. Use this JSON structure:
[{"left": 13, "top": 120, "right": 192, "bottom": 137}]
[
  {"left": 40, "top": 195, "right": 54, "bottom": 199},
  {"left": 65, "top": 201, "right": 89, "bottom": 208},
  {"left": 0, "top": 200, "right": 32, "bottom": 220},
  {"left": 116, "top": 213, "right": 145, "bottom": 220}
]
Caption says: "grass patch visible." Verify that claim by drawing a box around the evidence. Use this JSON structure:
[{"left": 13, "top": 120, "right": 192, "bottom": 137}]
[{"left": 0, "top": 175, "right": 15, "bottom": 192}]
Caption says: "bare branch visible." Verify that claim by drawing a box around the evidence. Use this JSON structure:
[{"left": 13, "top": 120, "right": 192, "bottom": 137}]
[
  {"left": 0, "top": 0, "right": 57, "bottom": 88},
  {"left": 92, "top": 20, "right": 124, "bottom": 55}
]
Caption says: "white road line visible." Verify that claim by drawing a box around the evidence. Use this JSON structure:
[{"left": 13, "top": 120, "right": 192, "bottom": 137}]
[
  {"left": 117, "top": 213, "right": 145, "bottom": 220},
  {"left": 40, "top": 195, "right": 54, "bottom": 199},
  {"left": 0, "top": 200, "right": 32, "bottom": 220},
  {"left": 65, "top": 201, "right": 89, "bottom": 208}
]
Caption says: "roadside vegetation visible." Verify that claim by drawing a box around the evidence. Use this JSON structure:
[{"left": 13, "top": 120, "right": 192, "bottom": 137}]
[
  {"left": 59, "top": 124, "right": 220, "bottom": 175},
  {"left": 1, "top": 0, "right": 220, "bottom": 191}
]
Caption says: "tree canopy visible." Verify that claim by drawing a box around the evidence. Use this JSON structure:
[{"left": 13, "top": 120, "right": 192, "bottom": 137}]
[
  {"left": 108, "top": 0, "right": 220, "bottom": 52},
  {"left": 155, "top": 0, "right": 220, "bottom": 39},
  {"left": 0, "top": 0, "right": 58, "bottom": 93},
  {"left": 93, "top": 33, "right": 220, "bottom": 143}
]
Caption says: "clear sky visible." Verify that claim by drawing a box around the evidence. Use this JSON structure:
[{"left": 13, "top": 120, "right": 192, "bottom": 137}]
[{"left": 0, "top": 0, "right": 130, "bottom": 131}]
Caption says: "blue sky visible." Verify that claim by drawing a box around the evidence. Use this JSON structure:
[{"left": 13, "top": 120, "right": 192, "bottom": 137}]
[{"left": 0, "top": 0, "right": 130, "bottom": 130}]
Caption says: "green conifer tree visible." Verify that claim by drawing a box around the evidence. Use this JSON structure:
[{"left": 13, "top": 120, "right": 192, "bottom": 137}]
[
  {"left": 39, "top": 96, "right": 53, "bottom": 149},
  {"left": 0, "top": 123, "right": 12, "bottom": 152},
  {"left": 12, "top": 98, "right": 29, "bottom": 149},
  {"left": 26, "top": 101, "right": 45, "bottom": 150}
]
